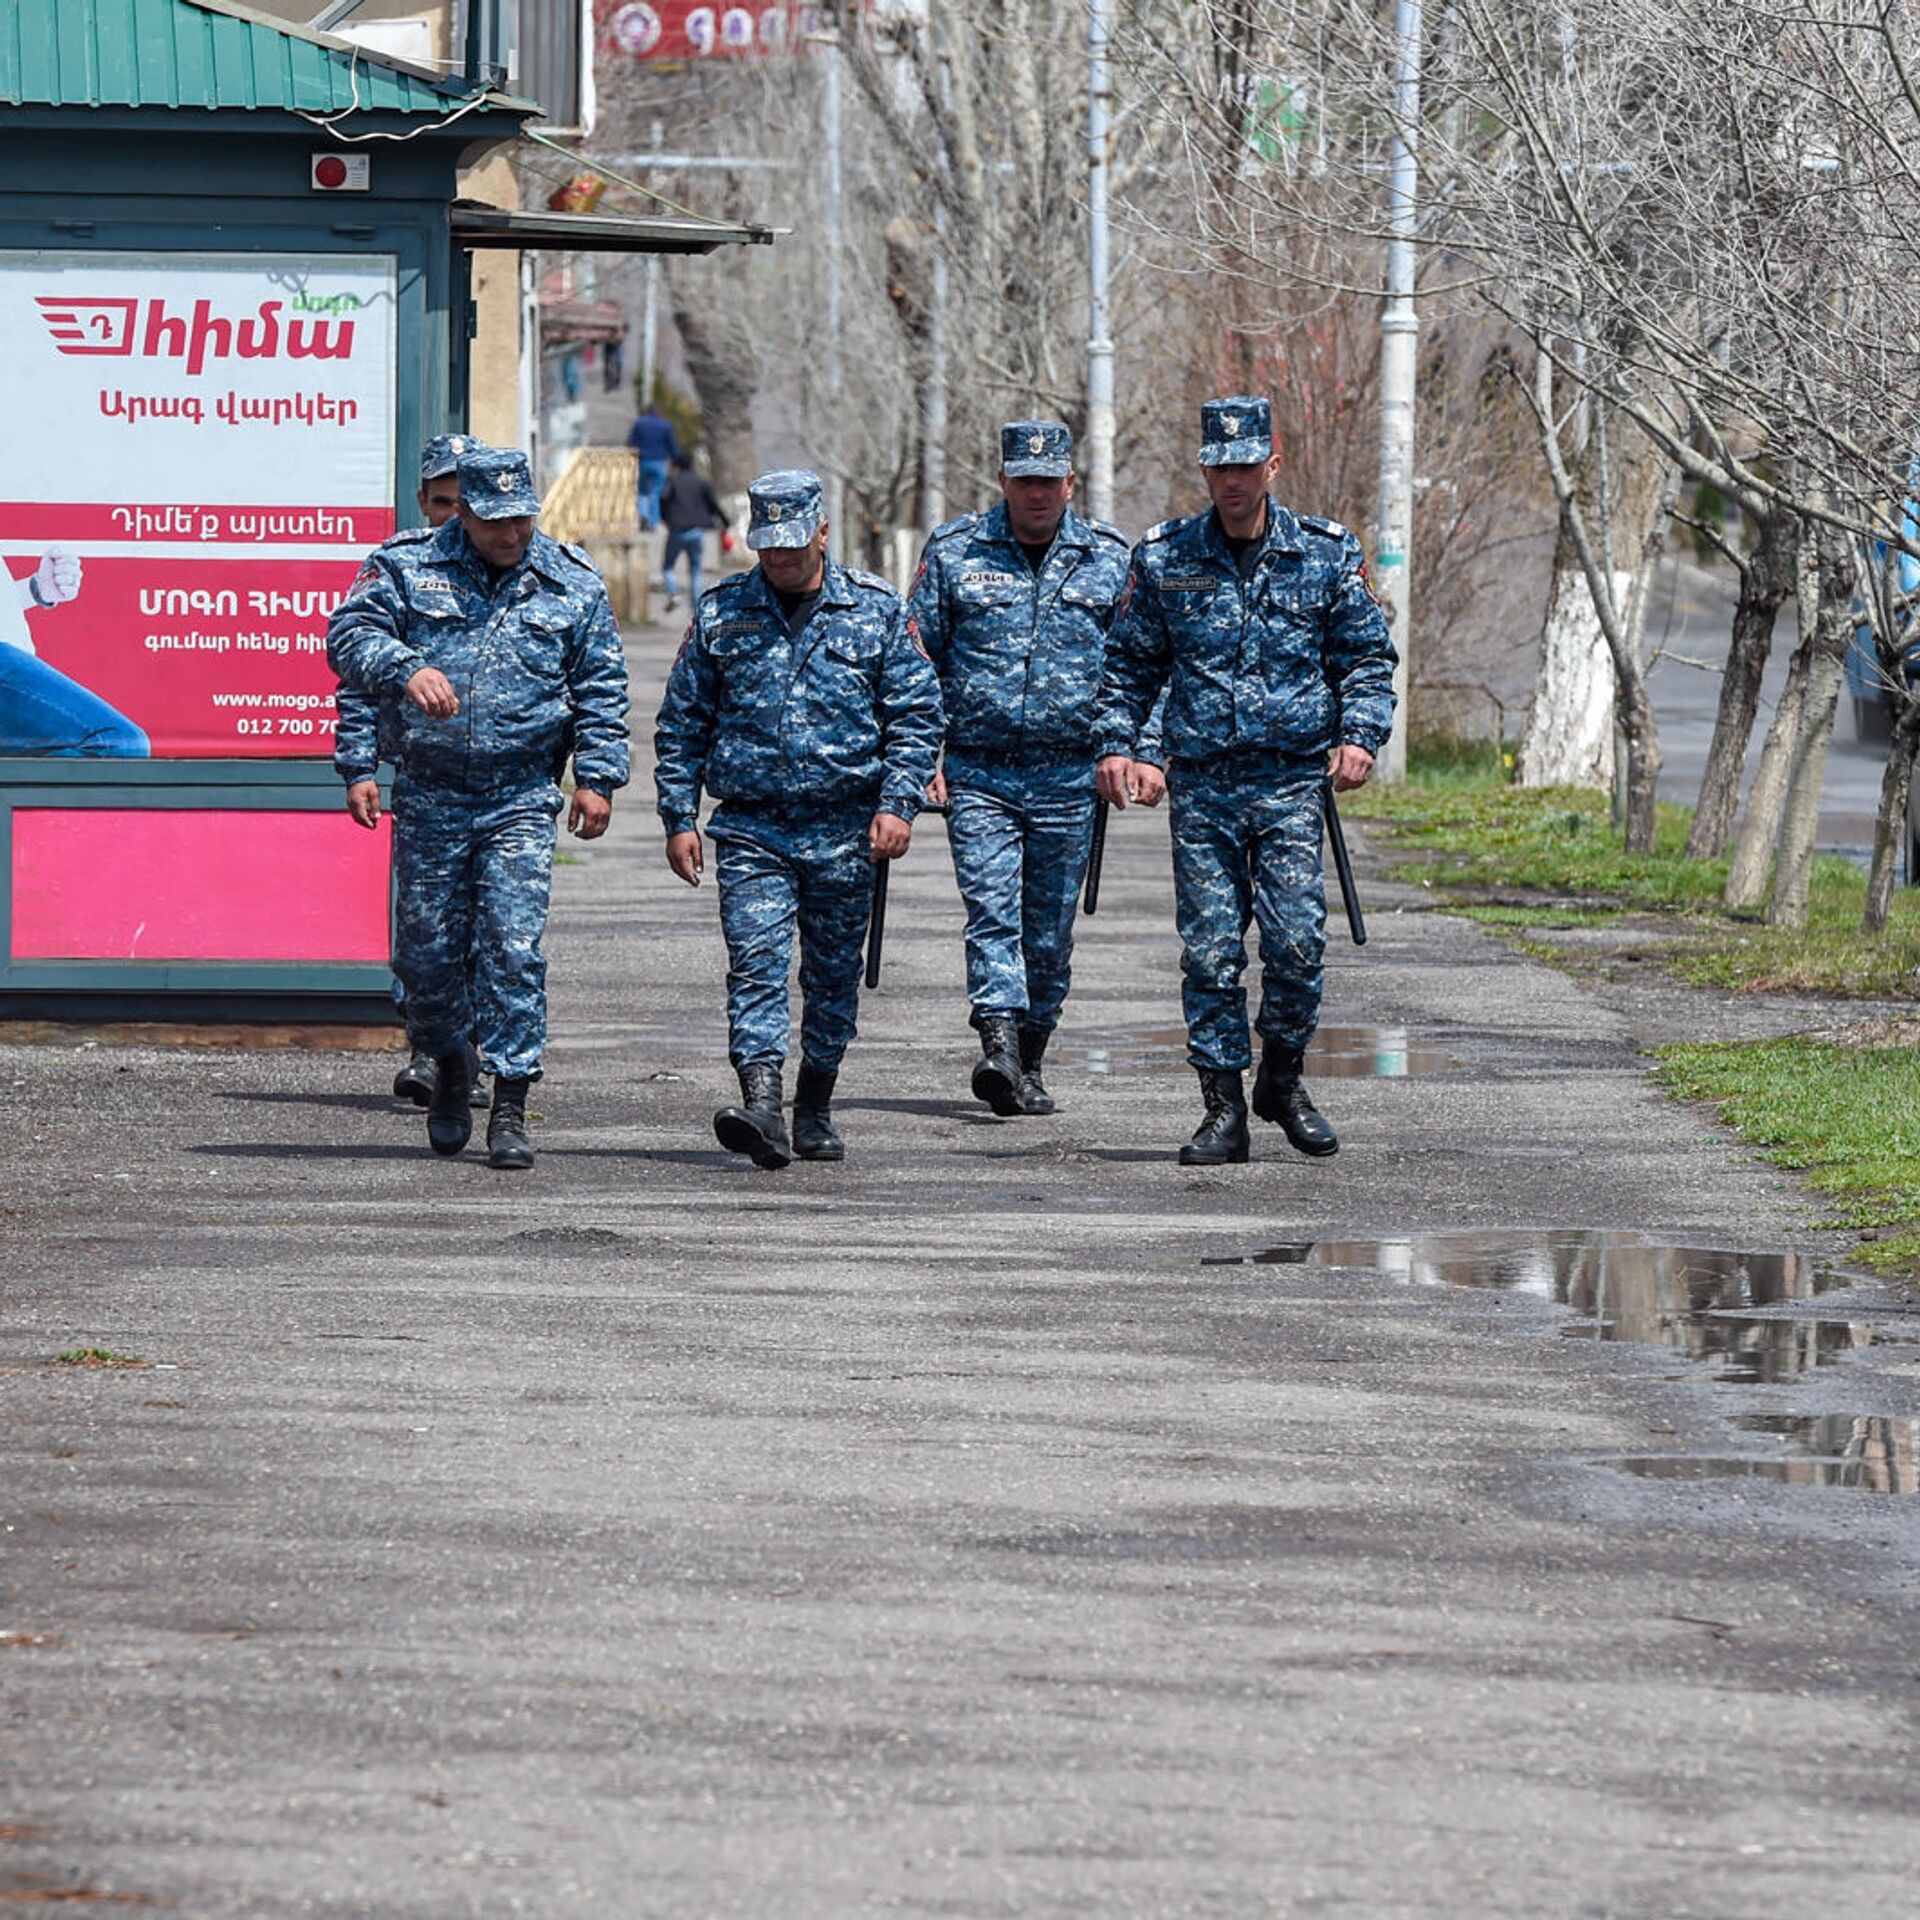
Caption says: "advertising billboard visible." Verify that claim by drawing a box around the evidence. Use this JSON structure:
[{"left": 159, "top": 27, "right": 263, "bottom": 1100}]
[{"left": 0, "top": 251, "right": 397, "bottom": 762}]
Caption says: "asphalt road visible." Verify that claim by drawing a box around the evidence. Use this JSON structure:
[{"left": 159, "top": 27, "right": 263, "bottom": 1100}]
[{"left": 4, "top": 616, "right": 1919, "bottom": 1917}]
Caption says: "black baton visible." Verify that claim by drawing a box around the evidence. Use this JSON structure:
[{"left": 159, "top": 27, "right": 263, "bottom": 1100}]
[
  {"left": 1081, "top": 800, "right": 1110, "bottom": 915},
  {"left": 1323, "top": 781, "right": 1367, "bottom": 946},
  {"left": 864, "top": 854, "right": 889, "bottom": 989}
]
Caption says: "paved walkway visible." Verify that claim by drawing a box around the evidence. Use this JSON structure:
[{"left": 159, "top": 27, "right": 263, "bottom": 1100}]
[{"left": 5, "top": 620, "right": 1918, "bottom": 1917}]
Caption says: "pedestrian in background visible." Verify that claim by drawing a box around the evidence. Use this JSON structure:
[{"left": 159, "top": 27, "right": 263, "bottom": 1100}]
[
  {"left": 908, "top": 418, "right": 1153, "bottom": 1119},
  {"left": 654, "top": 469, "right": 943, "bottom": 1169},
  {"left": 1096, "top": 396, "right": 1397, "bottom": 1167},
  {"left": 659, "top": 451, "right": 731, "bottom": 612},
  {"left": 336, "top": 431, "right": 492, "bottom": 1111},
  {"left": 627, "top": 399, "right": 680, "bottom": 532},
  {"left": 328, "top": 449, "right": 630, "bottom": 1171}
]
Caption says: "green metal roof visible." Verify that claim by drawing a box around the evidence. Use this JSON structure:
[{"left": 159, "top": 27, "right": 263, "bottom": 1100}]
[{"left": 0, "top": 0, "right": 497, "bottom": 114}]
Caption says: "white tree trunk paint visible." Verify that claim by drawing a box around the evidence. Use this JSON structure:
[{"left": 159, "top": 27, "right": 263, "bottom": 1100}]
[{"left": 1517, "top": 565, "right": 1634, "bottom": 788}]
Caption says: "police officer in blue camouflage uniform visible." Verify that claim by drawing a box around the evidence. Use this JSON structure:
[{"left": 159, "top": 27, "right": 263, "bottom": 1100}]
[
  {"left": 909, "top": 419, "right": 1154, "bottom": 1117},
  {"left": 336, "top": 432, "right": 491, "bottom": 1109},
  {"left": 1095, "top": 397, "right": 1396, "bottom": 1166},
  {"left": 655, "top": 470, "right": 943, "bottom": 1169},
  {"left": 327, "top": 448, "right": 631, "bottom": 1170}
]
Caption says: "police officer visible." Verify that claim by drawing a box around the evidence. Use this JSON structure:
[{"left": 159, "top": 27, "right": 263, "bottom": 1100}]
[
  {"left": 327, "top": 448, "right": 631, "bottom": 1170},
  {"left": 908, "top": 419, "right": 1154, "bottom": 1117},
  {"left": 1095, "top": 397, "right": 1396, "bottom": 1166},
  {"left": 335, "top": 432, "right": 491, "bottom": 1108},
  {"left": 655, "top": 469, "right": 943, "bottom": 1169}
]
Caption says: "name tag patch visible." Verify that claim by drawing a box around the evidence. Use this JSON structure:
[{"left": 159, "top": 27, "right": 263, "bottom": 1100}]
[
  {"left": 960, "top": 570, "right": 1020, "bottom": 589},
  {"left": 1162, "top": 573, "right": 1217, "bottom": 593},
  {"left": 415, "top": 575, "right": 458, "bottom": 596}
]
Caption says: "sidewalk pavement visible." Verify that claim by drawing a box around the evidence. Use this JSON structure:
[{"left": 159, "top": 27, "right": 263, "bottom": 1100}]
[{"left": 4, "top": 620, "right": 1918, "bottom": 1917}]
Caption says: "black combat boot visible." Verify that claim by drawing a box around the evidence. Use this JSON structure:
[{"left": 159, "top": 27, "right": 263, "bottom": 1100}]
[
  {"left": 1178, "top": 1068, "right": 1250, "bottom": 1166},
  {"left": 426, "top": 1047, "right": 474, "bottom": 1156},
  {"left": 971, "top": 1013, "right": 1025, "bottom": 1117},
  {"left": 487, "top": 1076, "right": 535, "bottom": 1171},
  {"left": 1017, "top": 1026, "right": 1056, "bottom": 1116},
  {"left": 467, "top": 1041, "right": 491, "bottom": 1109},
  {"left": 714, "top": 1063, "right": 791, "bottom": 1169},
  {"left": 1251, "top": 1039, "right": 1339, "bottom": 1157},
  {"left": 393, "top": 1047, "right": 436, "bottom": 1106},
  {"left": 791, "top": 1060, "right": 845, "bottom": 1162}
]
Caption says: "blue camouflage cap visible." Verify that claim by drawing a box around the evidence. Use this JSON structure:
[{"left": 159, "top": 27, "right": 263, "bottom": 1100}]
[
  {"left": 1199, "top": 395, "right": 1273, "bottom": 467},
  {"left": 746, "top": 468, "right": 824, "bottom": 551},
  {"left": 420, "top": 432, "right": 483, "bottom": 482},
  {"left": 1001, "top": 418, "right": 1073, "bottom": 479},
  {"left": 458, "top": 447, "right": 540, "bottom": 520}
]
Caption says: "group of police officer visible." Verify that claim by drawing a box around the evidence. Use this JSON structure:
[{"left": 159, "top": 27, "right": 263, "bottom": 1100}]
[{"left": 324, "top": 395, "right": 1396, "bottom": 1174}]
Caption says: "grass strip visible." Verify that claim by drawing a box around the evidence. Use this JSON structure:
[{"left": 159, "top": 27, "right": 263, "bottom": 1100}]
[{"left": 1652, "top": 1036, "right": 1920, "bottom": 1279}]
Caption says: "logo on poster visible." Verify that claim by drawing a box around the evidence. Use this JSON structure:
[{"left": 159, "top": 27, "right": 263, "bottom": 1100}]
[{"left": 36, "top": 297, "right": 357, "bottom": 374}]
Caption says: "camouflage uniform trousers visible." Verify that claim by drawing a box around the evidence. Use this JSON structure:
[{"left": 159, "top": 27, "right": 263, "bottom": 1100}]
[
  {"left": 943, "top": 748, "right": 1096, "bottom": 1033},
  {"left": 1169, "top": 754, "right": 1327, "bottom": 1071},
  {"left": 391, "top": 777, "right": 563, "bottom": 1083},
  {"left": 712, "top": 805, "right": 876, "bottom": 1073}
]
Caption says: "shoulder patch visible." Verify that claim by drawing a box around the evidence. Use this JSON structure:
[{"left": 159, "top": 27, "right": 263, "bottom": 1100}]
[
  {"left": 1298, "top": 514, "right": 1350, "bottom": 542},
  {"left": 378, "top": 527, "right": 434, "bottom": 551},
  {"left": 845, "top": 566, "right": 900, "bottom": 597},
  {"left": 928, "top": 511, "right": 980, "bottom": 544},
  {"left": 1142, "top": 518, "right": 1179, "bottom": 545},
  {"left": 1086, "top": 517, "right": 1131, "bottom": 547}
]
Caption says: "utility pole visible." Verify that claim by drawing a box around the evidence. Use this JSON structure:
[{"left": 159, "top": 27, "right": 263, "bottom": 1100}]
[
  {"left": 821, "top": 30, "right": 846, "bottom": 559},
  {"left": 1084, "top": 0, "right": 1115, "bottom": 522},
  {"left": 1375, "top": 0, "right": 1421, "bottom": 782},
  {"left": 639, "top": 120, "right": 662, "bottom": 407}
]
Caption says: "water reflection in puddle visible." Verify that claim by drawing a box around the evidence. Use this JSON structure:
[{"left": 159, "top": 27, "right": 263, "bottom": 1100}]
[
  {"left": 1617, "top": 1412, "right": 1920, "bottom": 1494},
  {"left": 1201, "top": 1231, "right": 1880, "bottom": 1382},
  {"left": 1083, "top": 1024, "right": 1455, "bottom": 1079}
]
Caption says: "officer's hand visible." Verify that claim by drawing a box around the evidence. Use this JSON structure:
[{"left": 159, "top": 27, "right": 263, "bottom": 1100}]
[
  {"left": 1096, "top": 755, "right": 1135, "bottom": 809},
  {"left": 925, "top": 767, "right": 948, "bottom": 808},
  {"left": 1330, "top": 744, "right": 1375, "bottom": 792},
  {"left": 569, "top": 789, "right": 612, "bottom": 840},
  {"left": 1133, "top": 761, "right": 1168, "bottom": 808},
  {"left": 869, "top": 811, "right": 912, "bottom": 861},
  {"left": 667, "top": 829, "right": 704, "bottom": 887},
  {"left": 345, "top": 780, "right": 381, "bottom": 829},
  {"left": 405, "top": 667, "right": 459, "bottom": 718},
  {"left": 32, "top": 546, "right": 82, "bottom": 606}
]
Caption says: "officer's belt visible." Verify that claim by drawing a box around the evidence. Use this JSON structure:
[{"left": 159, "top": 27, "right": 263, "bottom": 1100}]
[
  {"left": 946, "top": 742, "right": 1092, "bottom": 768},
  {"left": 718, "top": 793, "right": 877, "bottom": 824},
  {"left": 1170, "top": 745, "right": 1327, "bottom": 777}
]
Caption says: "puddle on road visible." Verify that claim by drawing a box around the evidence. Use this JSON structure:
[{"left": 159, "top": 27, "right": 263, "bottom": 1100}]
[
  {"left": 1083, "top": 1024, "right": 1455, "bottom": 1079},
  {"left": 1615, "top": 1411, "right": 1920, "bottom": 1494},
  {"left": 1199, "top": 1231, "right": 1892, "bottom": 1382}
]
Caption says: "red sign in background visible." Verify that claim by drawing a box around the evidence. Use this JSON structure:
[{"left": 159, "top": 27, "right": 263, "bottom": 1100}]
[
  {"left": 598, "top": 1, "right": 824, "bottom": 60},
  {"left": 9, "top": 544, "right": 393, "bottom": 760}
]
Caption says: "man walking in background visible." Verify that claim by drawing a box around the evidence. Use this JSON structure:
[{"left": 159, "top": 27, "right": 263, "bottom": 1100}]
[
  {"left": 627, "top": 399, "right": 680, "bottom": 533},
  {"left": 659, "top": 452, "right": 731, "bottom": 613}
]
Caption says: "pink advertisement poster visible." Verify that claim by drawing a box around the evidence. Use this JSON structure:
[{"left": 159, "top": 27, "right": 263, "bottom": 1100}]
[{"left": 0, "top": 251, "right": 397, "bottom": 761}]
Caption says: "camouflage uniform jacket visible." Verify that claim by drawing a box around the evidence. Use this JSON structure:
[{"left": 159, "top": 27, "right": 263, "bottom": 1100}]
[
  {"left": 653, "top": 558, "right": 944, "bottom": 836},
  {"left": 326, "top": 520, "right": 630, "bottom": 794},
  {"left": 1097, "top": 500, "right": 1396, "bottom": 766},
  {"left": 331, "top": 525, "right": 432, "bottom": 787},
  {"left": 907, "top": 503, "right": 1157, "bottom": 760}
]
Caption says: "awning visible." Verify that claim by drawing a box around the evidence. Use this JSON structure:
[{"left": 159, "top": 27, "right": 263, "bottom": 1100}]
[{"left": 451, "top": 202, "right": 775, "bottom": 256}]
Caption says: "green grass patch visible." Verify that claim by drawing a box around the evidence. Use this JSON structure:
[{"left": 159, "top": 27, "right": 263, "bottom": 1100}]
[
  {"left": 53, "top": 1347, "right": 147, "bottom": 1369},
  {"left": 1349, "top": 755, "right": 1920, "bottom": 996},
  {"left": 1653, "top": 1037, "right": 1920, "bottom": 1279}
]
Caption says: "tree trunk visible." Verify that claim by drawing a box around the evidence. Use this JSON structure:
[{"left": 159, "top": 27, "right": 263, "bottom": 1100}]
[
  {"left": 669, "top": 265, "right": 757, "bottom": 496},
  {"left": 1685, "top": 501, "right": 1793, "bottom": 859},
  {"left": 1518, "top": 395, "right": 1675, "bottom": 794},
  {"left": 1768, "top": 522, "right": 1856, "bottom": 929},
  {"left": 1725, "top": 517, "right": 1818, "bottom": 911},
  {"left": 1863, "top": 695, "right": 1920, "bottom": 933}
]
